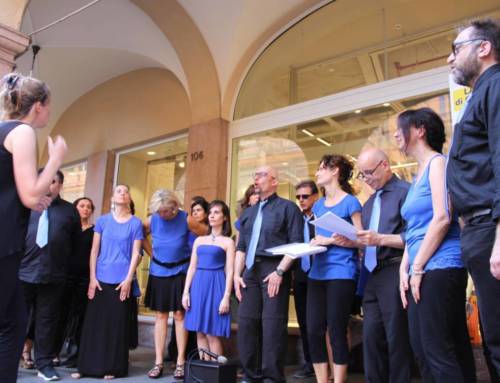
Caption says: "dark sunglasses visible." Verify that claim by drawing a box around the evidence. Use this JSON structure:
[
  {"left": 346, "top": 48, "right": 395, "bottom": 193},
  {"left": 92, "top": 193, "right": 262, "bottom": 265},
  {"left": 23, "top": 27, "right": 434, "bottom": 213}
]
[
  {"left": 296, "top": 194, "right": 311, "bottom": 200},
  {"left": 451, "top": 38, "right": 484, "bottom": 56}
]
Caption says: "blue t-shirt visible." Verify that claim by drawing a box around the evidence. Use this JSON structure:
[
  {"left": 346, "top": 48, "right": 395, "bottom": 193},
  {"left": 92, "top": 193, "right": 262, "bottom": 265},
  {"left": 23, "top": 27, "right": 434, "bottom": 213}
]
[
  {"left": 95, "top": 214, "right": 144, "bottom": 284},
  {"left": 149, "top": 211, "right": 190, "bottom": 277},
  {"left": 401, "top": 155, "right": 463, "bottom": 273},
  {"left": 309, "top": 195, "right": 362, "bottom": 280}
]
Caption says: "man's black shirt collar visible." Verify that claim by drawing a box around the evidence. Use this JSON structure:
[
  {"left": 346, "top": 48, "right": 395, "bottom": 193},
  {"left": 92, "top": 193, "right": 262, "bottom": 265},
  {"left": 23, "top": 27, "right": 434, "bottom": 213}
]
[{"left": 473, "top": 63, "right": 500, "bottom": 90}]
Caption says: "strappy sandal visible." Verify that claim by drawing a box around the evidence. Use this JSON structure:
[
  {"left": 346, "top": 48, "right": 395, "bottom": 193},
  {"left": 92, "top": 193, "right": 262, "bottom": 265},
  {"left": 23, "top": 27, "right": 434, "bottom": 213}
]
[
  {"left": 173, "top": 364, "right": 185, "bottom": 380},
  {"left": 21, "top": 351, "right": 35, "bottom": 369},
  {"left": 147, "top": 364, "right": 163, "bottom": 379}
]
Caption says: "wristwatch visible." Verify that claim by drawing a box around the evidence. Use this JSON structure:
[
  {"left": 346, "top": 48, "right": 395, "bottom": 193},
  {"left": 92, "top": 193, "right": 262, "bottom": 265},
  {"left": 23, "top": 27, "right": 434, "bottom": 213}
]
[{"left": 276, "top": 267, "right": 285, "bottom": 277}]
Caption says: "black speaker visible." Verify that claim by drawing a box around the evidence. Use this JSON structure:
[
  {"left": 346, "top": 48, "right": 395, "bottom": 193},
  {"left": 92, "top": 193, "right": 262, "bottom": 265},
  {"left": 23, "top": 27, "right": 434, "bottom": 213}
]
[{"left": 184, "top": 359, "right": 237, "bottom": 383}]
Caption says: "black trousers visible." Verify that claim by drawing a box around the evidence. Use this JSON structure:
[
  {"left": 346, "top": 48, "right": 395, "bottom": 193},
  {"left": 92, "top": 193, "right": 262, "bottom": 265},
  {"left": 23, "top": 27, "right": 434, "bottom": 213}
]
[
  {"left": 407, "top": 268, "right": 476, "bottom": 383},
  {"left": 293, "top": 269, "right": 312, "bottom": 369},
  {"left": 0, "top": 254, "right": 27, "bottom": 383},
  {"left": 238, "top": 258, "right": 291, "bottom": 383},
  {"left": 461, "top": 215, "right": 500, "bottom": 376},
  {"left": 362, "top": 262, "right": 411, "bottom": 383},
  {"left": 306, "top": 278, "right": 355, "bottom": 365},
  {"left": 22, "top": 281, "right": 65, "bottom": 370}
]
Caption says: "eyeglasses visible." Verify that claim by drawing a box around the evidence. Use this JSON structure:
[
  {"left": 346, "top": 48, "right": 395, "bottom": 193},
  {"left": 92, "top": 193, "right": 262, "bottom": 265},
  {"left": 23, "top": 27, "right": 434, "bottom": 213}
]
[
  {"left": 254, "top": 171, "right": 275, "bottom": 179},
  {"left": 451, "top": 38, "right": 484, "bottom": 56},
  {"left": 296, "top": 194, "right": 312, "bottom": 200},
  {"left": 357, "top": 160, "right": 383, "bottom": 181}
]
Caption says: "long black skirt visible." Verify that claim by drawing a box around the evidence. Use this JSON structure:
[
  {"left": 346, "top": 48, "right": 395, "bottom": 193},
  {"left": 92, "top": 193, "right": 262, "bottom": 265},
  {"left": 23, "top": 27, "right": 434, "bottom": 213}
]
[{"left": 77, "top": 282, "right": 130, "bottom": 378}]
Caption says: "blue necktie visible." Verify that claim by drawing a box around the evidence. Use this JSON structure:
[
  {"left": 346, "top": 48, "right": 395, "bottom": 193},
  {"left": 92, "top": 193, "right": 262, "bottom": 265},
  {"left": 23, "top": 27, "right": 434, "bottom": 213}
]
[
  {"left": 36, "top": 210, "right": 49, "bottom": 248},
  {"left": 301, "top": 215, "right": 311, "bottom": 272},
  {"left": 364, "top": 190, "right": 382, "bottom": 272},
  {"left": 246, "top": 200, "right": 267, "bottom": 270}
]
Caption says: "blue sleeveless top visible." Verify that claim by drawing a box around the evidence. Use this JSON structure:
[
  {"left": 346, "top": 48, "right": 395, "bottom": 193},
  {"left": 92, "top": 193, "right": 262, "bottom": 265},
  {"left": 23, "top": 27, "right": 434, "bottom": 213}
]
[
  {"left": 401, "top": 155, "right": 463, "bottom": 273},
  {"left": 309, "top": 195, "right": 362, "bottom": 280},
  {"left": 196, "top": 244, "right": 226, "bottom": 270},
  {"left": 149, "top": 210, "right": 190, "bottom": 277}
]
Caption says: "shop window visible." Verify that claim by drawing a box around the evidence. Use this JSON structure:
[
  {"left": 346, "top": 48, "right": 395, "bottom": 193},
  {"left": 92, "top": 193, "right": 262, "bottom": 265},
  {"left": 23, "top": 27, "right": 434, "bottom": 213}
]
[
  {"left": 234, "top": 0, "right": 500, "bottom": 118},
  {"left": 60, "top": 162, "right": 87, "bottom": 203},
  {"left": 115, "top": 137, "right": 188, "bottom": 314}
]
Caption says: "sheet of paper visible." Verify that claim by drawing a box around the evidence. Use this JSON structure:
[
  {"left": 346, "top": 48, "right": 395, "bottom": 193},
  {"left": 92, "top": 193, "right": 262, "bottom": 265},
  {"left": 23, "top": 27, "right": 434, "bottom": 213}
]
[
  {"left": 311, "top": 211, "right": 357, "bottom": 240},
  {"left": 265, "top": 243, "right": 327, "bottom": 259}
]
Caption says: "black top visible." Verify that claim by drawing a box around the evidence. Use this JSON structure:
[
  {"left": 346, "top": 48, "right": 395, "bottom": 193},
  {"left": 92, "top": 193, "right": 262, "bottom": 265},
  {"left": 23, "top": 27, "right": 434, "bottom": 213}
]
[
  {"left": 0, "top": 121, "right": 30, "bottom": 259},
  {"left": 294, "top": 213, "right": 315, "bottom": 282},
  {"left": 19, "top": 197, "right": 80, "bottom": 284},
  {"left": 447, "top": 63, "right": 500, "bottom": 220},
  {"left": 67, "top": 225, "right": 94, "bottom": 279},
  {"left": 237, "top": 193, "right": 304, "bottom": 257},
  {"left": 361, "top": 175, "right": 410, "bottom": 260}
]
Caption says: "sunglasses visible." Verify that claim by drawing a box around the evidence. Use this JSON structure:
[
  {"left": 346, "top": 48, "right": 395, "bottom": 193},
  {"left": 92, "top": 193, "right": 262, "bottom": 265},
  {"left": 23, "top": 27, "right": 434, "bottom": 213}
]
[
  {"left": 451, "top": 38, "right": 484, "bottom": 56},
  {"left": 296, "top": 194, "right": 311, "bottom": 200}
]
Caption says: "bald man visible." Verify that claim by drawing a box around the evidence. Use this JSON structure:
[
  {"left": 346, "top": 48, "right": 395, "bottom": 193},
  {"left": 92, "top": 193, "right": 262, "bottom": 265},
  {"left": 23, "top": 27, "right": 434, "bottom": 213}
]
[
  {"left": 355, "top": 148, "right": 412, "bottom": 383},
  {"left": 234, "top": 165, "right": 303, "bottom": 383}
]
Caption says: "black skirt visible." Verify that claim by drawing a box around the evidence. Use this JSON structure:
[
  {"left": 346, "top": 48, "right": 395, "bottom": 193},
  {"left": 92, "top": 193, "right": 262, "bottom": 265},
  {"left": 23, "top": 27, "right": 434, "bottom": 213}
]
[
  {"left": 145, "top": 274, "right": 185, "bottom": 312},
  {"left": 77, "top": 282, "right": 130, "bottom": 378}
]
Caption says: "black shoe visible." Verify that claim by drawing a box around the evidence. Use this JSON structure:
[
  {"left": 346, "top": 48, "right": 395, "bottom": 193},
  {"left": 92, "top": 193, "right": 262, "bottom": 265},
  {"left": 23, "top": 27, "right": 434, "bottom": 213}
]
[
  {"left": 292, "top": 365, "right": 315, "bottom": 379},
  {"left": 37, "top": 365, "right": 60, "bottom": 381}
]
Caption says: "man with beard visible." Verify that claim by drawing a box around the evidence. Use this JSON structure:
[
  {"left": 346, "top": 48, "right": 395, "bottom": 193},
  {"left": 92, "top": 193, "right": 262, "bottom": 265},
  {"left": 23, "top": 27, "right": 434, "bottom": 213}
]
[
  {"left": 234, "top": 165, "right": 303, "bottom": 382},
  {"left": 446, "top": 18, "right": 500, "bottom": 378}
]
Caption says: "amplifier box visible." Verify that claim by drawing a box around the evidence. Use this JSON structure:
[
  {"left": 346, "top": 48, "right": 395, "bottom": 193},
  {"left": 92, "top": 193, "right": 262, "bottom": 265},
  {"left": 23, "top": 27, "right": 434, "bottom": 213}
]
[{"left": 184, "top": 359, "right": 237, "bottom": 383}]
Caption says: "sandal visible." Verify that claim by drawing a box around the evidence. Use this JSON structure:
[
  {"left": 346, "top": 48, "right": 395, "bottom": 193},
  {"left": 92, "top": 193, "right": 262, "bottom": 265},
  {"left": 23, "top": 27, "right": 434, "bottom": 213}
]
[
  {"left": 21, "top": 351, "right": 35, "bottom": 369},
  {"left": 147, "top": 364, "right": 163, "bottom": 379},
  {"left": 173, "top": 364, "right": 185, "bottom": 380}
]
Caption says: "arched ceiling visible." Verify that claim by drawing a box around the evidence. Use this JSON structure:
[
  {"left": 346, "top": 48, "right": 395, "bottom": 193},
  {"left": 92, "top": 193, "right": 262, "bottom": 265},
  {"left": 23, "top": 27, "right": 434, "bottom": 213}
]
[{"left": 12, "top": 0, "right": 325, "bottom": 149}]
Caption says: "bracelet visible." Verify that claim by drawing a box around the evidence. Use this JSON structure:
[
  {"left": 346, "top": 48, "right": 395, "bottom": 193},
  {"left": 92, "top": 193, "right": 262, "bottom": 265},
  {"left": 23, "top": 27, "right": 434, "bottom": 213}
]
[{"left": 413, "top": 269, "right": 426, "bottom": 276}]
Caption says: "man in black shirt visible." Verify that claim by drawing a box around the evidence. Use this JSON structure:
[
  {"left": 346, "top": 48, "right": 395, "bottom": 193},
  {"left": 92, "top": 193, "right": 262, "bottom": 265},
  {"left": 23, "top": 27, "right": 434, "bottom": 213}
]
[
  {"left": 446, "top": 19, "right": 500, "bottom": 377},
  {"left": 291, "top": 180, "right": 318, "bottom": 380},
  {"left": 339, "top": 148, "right": 411, "bottom": 382},
  {"left": 19, "top": 170, "right": 80, "bottom": 381},
  {"left": 235, "top": 165, "right": 303, "bottom": 382}
]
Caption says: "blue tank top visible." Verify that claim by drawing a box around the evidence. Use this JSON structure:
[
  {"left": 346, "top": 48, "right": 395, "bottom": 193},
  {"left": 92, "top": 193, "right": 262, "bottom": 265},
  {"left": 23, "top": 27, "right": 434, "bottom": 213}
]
[
  {"left": 149, "top": 210, "right": 190, "bottom": 277},
  {"left": 309, "top": 195, "right": 362, "bottom": 280},
  {"left": 401, "top": 155, "right": 463, "bottom": 272},
  {"left": 196, "top": 244, "right": 226, "bottom": 270}
]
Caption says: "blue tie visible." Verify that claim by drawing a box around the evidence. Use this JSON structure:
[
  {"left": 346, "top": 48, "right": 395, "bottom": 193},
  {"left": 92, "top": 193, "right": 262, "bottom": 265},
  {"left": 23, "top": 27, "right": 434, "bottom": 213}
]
[
  {"left": 364, "top": 190, "right": 382, "bottom": 272},
  {"left": 246, "top": 200, "right": 267, "bottom": 270},
  {"left": 36, "top": 210, "right": 49, "bottom": 248},
  {"left": 301, "top": 215, "right": 311, "bottom": 272}
]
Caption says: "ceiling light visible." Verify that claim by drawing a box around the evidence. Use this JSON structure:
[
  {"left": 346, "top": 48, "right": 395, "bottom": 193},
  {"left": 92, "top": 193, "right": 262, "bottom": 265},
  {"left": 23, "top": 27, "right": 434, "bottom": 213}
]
[
  {"left": 316, "top": 137, "right": 332, "bottom": 147},
  {"left": 147, "top": 151, "right": 156, "bottom": 156},
  {"left": 179, "top": 161, "right": 185, "bottom": 168},
  {"left": 68, "top": 172, "right": 76, "bottom": 176},
  {"left": 354, "top": 109, "right": 362, "bottom": 114},
  {"left": 282, "top": 162, "right": 288, "bottom": 166},
  {"left": 301, "top": 128, "right": 315, "bottom": 137},
  {"left": 383, "top": 102, "right": 390, "bottom": 107}
]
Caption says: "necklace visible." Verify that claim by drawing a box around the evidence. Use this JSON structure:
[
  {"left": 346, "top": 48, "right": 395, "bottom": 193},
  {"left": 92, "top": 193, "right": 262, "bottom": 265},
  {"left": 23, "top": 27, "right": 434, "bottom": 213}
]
[{"left": 211, "top": 231, "right": 222, "bottom": 242}]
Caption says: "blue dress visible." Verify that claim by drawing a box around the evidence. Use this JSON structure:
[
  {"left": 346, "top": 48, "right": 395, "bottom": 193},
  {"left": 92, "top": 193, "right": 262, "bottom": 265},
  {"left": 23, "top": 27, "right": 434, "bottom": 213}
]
[{"left": 184, "top": 244, "right": 231, "bottom": 337}]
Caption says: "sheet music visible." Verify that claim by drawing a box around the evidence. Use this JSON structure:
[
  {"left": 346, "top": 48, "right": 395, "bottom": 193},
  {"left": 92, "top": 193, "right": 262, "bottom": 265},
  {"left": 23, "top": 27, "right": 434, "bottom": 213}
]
[
  {"left": 311, "top": 211, "right": 357, "bottom": 240},
  {"left": 265, "top": 243, "right": 327, "bottom": 259}
]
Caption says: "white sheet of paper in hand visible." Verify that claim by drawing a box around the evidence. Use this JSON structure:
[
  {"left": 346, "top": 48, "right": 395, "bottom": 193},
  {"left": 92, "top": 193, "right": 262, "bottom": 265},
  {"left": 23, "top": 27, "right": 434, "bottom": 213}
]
[
  {"left": 265, "top": 243, "right": 327, "bottom": 259},
  {"left": 311, "top": 211, "right": 357, "bottom": 240}
]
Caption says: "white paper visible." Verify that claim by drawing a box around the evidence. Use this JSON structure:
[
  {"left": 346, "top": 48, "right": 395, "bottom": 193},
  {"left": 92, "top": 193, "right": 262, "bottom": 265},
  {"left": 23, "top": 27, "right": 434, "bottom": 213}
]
[
  {"left": 265, "top": 243, "right": 327, "bottom": 259},
  {"left": 311, "top": 211, "right": 357, "bottom": 240}
]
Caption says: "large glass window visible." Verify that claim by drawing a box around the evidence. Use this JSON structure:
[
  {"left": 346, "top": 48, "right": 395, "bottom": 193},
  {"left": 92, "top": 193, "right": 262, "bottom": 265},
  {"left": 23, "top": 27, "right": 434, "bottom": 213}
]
[
  {"left": 234, "top": 0, "right": 500, "bottom": 119},
  {"left": 231, "top": 92, "right": 451, "bottom": 325},
  {"left": 115, "top": 137, "right": 188, "bottom": 314}
]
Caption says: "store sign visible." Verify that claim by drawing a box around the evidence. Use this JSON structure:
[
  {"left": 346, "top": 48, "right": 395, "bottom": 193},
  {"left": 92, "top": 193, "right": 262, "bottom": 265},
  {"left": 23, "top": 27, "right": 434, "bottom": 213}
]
[{"left": 449, "top": 74, "right": 472, "bottom": 126}]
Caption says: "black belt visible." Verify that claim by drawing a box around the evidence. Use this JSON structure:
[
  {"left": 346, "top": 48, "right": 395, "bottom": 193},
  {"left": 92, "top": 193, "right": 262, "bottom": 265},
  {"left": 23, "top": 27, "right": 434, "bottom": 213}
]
[
  {"left": 254, "top": 255, "right": 282, "bottom": 263},
  {"left": 461, "top": 208, "right": 492, "bottom": 224},
  {"left": 374, "top": 256, "right": 402, "bottom": 272},
  {"left": 151, "top": 256, "right": 190, "bottom": 269}
]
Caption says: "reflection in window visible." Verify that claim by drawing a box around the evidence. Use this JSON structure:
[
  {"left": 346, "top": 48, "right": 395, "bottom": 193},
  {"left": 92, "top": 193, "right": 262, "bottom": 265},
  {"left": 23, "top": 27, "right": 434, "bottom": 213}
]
[
  {"left": 61, "top": 162, "right": 87, "bottom": 203},
  {"left": 234, "top": 0, "right": 500, "bottom": 118}
]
